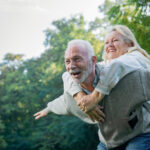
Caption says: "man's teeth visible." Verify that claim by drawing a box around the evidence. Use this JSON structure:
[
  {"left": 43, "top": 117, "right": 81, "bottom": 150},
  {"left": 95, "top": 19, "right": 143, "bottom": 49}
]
[{"left": 72, "top": 72, "right": 80, "bottom": 75}]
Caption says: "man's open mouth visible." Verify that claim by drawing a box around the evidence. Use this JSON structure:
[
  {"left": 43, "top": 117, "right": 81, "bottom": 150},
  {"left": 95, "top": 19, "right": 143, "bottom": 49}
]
[
  {"left": 69, "top": 70, "right": 82, "bottom": 78},
  {"left": 71, "top": 71, "right": 80, "bottom": 75}
]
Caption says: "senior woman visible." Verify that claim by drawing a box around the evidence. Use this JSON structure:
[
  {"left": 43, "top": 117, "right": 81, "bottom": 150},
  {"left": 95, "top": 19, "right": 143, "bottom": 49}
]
[
  {"left": 78, "top": 25, "right": 150, "bottom": 111},
  {"left": 63, "top": 25, "right": 150, "bottom": 150},
  {"left": 95, "top": 25, "right": 150, "bottom": 150}
]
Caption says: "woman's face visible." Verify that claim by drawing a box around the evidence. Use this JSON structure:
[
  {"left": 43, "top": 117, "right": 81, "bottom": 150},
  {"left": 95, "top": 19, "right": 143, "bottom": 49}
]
[{"left": 104, "top": 31, "right": 130, "bottom": 60}]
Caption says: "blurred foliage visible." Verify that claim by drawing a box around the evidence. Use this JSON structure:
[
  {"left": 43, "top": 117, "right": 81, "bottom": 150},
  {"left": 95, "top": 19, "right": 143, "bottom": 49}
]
[
  {"left": 0, "top": 0, "right": 149, "bottom": 150},
  {"left": 0, "top": 16, "right": 100, "bottom": 150}
]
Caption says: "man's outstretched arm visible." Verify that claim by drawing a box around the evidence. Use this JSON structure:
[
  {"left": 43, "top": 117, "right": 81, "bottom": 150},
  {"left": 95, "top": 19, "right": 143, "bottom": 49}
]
[{"left": 33, "top": 94, "right": 70, "bottom": 120}]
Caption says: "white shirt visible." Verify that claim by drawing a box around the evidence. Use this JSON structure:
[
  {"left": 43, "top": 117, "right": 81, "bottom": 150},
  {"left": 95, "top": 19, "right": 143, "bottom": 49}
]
[{"left": 96, "top": 50, "right": 150, "bottom": 95}]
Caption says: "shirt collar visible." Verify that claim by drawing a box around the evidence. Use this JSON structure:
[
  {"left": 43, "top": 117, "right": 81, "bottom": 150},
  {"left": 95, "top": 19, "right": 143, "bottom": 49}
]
[{"left": 82, "top": 70, "right": 99, "bottom": 94}]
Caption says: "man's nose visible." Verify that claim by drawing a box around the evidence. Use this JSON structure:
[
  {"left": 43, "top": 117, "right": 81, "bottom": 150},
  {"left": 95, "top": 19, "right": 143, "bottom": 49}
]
[{"left": 69, "top": 61, "right": 76, "bottom": 69}]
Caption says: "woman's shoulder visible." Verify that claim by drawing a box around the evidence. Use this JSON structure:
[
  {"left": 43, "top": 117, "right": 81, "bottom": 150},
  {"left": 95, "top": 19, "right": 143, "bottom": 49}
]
[{"left": 113, "top": 51, "right": 139, "bottom": 63}]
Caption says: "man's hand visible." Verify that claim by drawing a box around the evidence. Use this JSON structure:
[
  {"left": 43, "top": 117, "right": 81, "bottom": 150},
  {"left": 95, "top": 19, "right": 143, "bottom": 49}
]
[
  {"left": 77, "top": 90, "right": 104, "bottom": 112},
  {"left": 86, "top": 105, "right": 105, "bottom": 123},
  {"left": 34, "top": 109, "right": 47, "bottom": 120}
]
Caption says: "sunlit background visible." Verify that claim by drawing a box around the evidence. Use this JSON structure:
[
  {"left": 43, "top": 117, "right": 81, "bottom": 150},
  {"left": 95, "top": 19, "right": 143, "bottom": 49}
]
[
  {"left": 0, "top": 1, "right": 150, "bottom": 150},
  {"left": 0, "top": 0, "right": 104, "bottom": 62}
]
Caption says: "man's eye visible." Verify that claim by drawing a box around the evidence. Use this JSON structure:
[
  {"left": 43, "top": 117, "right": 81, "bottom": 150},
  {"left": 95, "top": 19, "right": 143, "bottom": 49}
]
[
  {"left": 74, "top": 58, "right": 80, "bottom": 61},
  {"left": 65, "top": 60, "right": 70, "bottom": 64}
]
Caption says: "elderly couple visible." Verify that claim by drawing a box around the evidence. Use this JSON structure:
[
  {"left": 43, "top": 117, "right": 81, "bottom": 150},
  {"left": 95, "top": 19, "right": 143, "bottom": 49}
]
[{"left": 34, "top": 25, "right": 150, "bottom": 150}]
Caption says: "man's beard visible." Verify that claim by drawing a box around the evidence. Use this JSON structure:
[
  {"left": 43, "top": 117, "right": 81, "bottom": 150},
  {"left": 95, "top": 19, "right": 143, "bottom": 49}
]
[{"left": 69, "top": 61, "right": 93, "bottom": 84}]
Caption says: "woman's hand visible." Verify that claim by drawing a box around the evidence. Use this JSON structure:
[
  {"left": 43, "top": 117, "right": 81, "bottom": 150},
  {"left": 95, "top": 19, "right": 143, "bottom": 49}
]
[{"left": 77, "top": 90, "right": 104, "bottom": 112}]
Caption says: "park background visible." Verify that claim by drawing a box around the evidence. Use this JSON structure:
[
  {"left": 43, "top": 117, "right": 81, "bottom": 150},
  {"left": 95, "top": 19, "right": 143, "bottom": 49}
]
[{"left": 0, "top": 0, "right": 150, "bottom": 149}]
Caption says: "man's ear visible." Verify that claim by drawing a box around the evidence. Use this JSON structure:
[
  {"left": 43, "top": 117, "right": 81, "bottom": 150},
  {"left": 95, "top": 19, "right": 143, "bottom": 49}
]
[{"left": 92, "top": 56, "right": 97, "bottom": 64}]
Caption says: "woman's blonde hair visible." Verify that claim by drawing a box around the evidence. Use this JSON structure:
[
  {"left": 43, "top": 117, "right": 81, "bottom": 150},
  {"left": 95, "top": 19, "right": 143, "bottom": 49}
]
[{"left": 102, "top": 24, "right": 150, "bottom": 62}]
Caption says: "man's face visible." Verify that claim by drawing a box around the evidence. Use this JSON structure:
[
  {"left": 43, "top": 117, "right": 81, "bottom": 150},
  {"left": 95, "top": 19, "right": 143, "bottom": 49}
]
[{"left": 65, "top": 45, "right": 93, "bottom": 83}]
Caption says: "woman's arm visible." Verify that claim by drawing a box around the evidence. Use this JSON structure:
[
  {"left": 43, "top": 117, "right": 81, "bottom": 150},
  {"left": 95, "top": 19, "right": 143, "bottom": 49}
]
[{"left": 79, "top": 54, "right": 142, "bottom": 112}]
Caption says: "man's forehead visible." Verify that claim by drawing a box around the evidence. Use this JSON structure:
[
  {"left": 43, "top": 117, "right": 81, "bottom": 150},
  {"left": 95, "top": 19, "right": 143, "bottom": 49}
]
[{"left": 65, "top": 45, "right": 88, "bottom": 58}]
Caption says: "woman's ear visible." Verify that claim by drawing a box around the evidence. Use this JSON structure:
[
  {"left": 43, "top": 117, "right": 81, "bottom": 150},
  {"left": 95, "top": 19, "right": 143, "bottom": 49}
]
[{"left": 128, "top": 41, "right": 134, "bottom": 47}]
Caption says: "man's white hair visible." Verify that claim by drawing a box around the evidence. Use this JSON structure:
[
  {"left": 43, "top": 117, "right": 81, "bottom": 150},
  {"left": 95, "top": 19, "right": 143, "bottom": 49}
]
[
  {"left": 65, "top": 39, "right": 95, "bottom": 59},
  {"left": 103, "top": 25, "right": 150, "bottom": 61}
]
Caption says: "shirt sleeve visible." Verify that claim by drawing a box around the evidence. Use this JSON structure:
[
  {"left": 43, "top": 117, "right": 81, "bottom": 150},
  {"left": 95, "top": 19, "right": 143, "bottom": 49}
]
[
  {"left": 95, "top": 54, "right": 142, "bottom": 95},
  {"left": 44, "top": 94, "right": 70, "bottom": 115},
  {"left": 62, "top": 72, "right": 82, "bottom": 96}
]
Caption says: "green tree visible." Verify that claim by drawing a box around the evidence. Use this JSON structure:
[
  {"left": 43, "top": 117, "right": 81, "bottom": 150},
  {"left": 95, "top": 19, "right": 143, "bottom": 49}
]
[
  {"left": 0, "top": 15, "right": 101, "bottom": 150},
  {"left": 1, "top": 1, "right": 149, "bottom": 149},
  {"left": 32, "top": 15, "right": 101, "bottom": 150}
]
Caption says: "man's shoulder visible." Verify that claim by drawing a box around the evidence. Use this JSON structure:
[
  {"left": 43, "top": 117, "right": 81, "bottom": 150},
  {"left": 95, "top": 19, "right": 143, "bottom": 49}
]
[
  {"left": 62, "top": 71, "right": 73, "bottom": 85},
  {"left": 62, "top": 71, "right": 70, "bottom": 79}
]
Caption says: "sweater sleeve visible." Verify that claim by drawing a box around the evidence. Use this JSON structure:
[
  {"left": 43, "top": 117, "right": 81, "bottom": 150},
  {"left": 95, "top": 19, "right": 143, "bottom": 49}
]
[
  {"left": 62, "top": 72, "right": 82, "bottom": 96},
  {"left": 44, "top": 94, "right": 70, "bottom": 115},
  {"left": 95, "top": 55, "right": 142, "bottom": 95}
]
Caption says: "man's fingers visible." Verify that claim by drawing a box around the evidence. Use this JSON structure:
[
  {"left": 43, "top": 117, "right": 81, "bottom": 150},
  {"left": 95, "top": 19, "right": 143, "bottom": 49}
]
[
  {"left": 98, "top": 105, "right": 104, "bottom": 110},
  {"left": 35, "top": 116, "right": 40, "bottom": 120},
  {"left": 91, "top": 110, "right": 104, "bottom": 123},
  {"left": 35, "top": 115, "right": 42, "bottom": 120},
  {"left": 35, "top": 116, "right": 39, "bottom": 120},
  {"left": 88, "top": 111, "right": 102, "bottom": 123},
  {"left": 33, "top": 109, "right": 47, "bottom": 120},
  {"left": 95, "top": 106, "right": 105, "bottom": 118},
  {"left": 34, "top": 113, "right": 41, "bottom": 120},
  {"left": 87, "top": 111, "right": 102, "bottom": 123},
  {"left": 34, "top": 112, "right": 40, "bottom": 116},
  {"left": 86, "top": 105, "right": 106, "bottom": 123}
]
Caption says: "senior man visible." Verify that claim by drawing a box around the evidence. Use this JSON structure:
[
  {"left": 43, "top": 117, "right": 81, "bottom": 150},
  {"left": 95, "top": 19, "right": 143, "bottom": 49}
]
[
  {"left": 34, "top": 39, "right": 150, "bottom": 150},
  {"left": 34, "top": 39, "right": 105, "bottom": 123}
]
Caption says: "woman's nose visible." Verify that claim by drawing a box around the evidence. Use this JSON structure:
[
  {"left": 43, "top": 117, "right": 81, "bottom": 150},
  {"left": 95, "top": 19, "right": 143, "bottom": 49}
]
[{"left": 108, "top": 41, "right": 113, "bottom": 46}]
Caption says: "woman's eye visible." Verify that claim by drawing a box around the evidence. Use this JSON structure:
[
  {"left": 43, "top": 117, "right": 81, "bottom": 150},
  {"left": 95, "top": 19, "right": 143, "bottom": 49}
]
[{"left": 113, "top": 39, "right": 118, "bottom": 42}]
